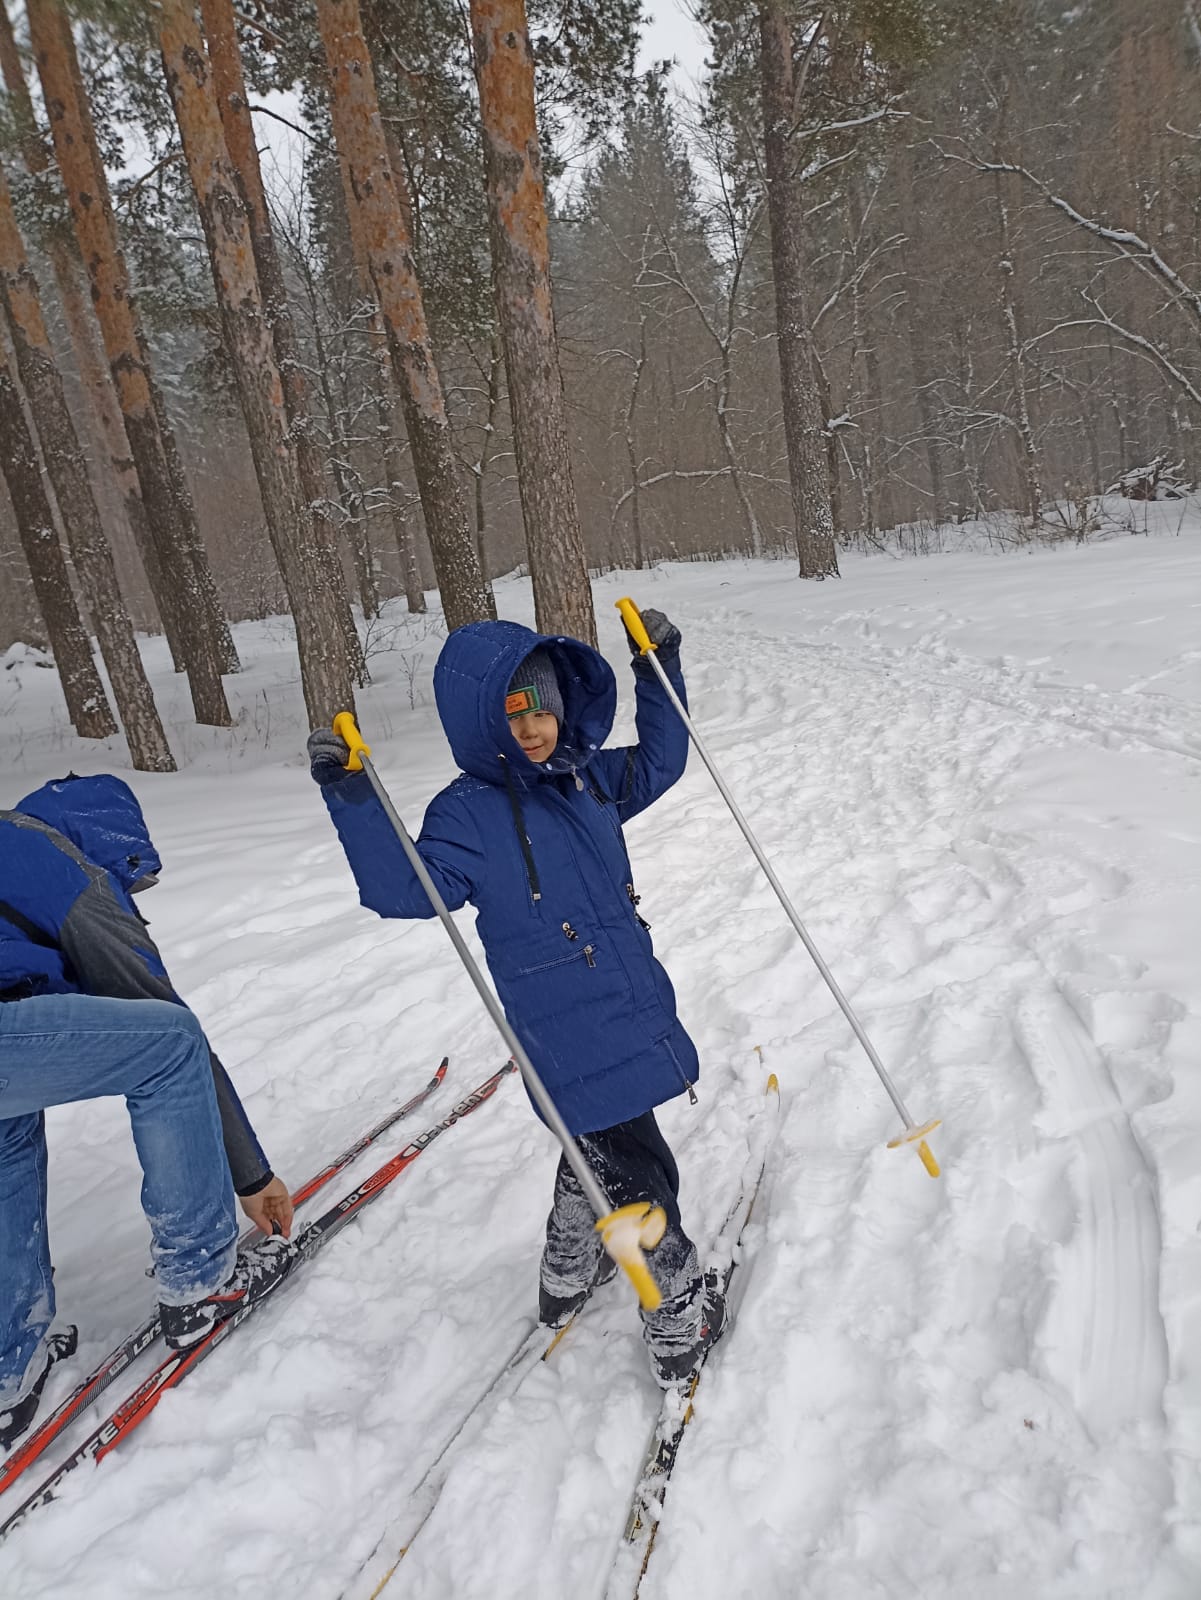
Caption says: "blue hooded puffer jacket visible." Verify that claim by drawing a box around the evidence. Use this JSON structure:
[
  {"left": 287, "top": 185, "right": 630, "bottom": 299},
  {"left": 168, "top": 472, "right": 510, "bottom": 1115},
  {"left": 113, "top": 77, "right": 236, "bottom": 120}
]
[
  {"left": 321, "top": 619, "right": 698, "bottom": 1137},
  {"left": 0, "top": 773, "right": 271, "bottom": 1191},
  {"left": 17, "top": 773, "right": 162, "bottom": 893}
]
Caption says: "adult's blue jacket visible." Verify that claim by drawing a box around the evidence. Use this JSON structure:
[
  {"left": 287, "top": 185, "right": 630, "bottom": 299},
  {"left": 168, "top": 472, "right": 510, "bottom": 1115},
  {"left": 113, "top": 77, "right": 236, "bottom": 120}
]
[
  {"left": 321, "top": 620, "right": 698, "bottom": 1137},
  {"left": 0, "top": 773, "right": 271, "bottom": 1193}
]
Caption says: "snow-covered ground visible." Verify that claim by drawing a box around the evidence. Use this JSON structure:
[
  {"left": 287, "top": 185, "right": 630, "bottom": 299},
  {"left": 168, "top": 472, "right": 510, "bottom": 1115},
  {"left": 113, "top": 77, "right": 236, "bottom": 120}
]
[{"left": 2, "top": 510, "right": 1199, "bottom": 1600}]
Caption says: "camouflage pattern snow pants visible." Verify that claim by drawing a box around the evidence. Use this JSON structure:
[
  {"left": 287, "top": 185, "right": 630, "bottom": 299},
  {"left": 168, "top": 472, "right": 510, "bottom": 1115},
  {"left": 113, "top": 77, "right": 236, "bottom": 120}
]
[{"left": 540, "top": 1110, "right": 703, "bottom": 1361}]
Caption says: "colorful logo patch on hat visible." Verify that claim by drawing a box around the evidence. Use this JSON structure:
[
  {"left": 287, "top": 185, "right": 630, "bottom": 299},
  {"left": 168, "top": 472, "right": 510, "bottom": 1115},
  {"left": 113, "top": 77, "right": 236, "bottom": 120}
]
[{"left": 505, "top": 685, "right": 542, "bottom": 718}]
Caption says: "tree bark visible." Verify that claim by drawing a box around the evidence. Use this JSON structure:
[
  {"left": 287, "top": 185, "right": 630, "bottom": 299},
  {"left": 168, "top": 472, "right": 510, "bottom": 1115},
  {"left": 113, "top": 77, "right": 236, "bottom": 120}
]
[
  {"left": 316, "top": 0, "right": 493, "bottom": 634},
  {"left": 26, "top": 0, "right": 233, "bottom": 726},
  {"left": 0, "top": 2, "right": 178, "bottom": 657},
  {"left": 0, "top": 165, "right": 174, "bottom": 771},
  {"left": 332, "top": 149, "right": 428, "bottom": 615},
  {"left": 469, "top": 0, "right": 596, "bottom": 643},
  {"left": 471, "top": 333, "right": 503, "bottom": 583},
  {"left": 57, "top": 1, "right": 238, "bottom": 678},
  {"left": 199, "top": 0, "right": 367, "bottom": 684},
  {"left": 757, "top": 1, "right": 839, "bottom": 579},
  {"left": 159, "top": 0, "right": 354, "bottom": 728},
  {"left": 993, "top": 169, "right": 1041, "bottom": 525},
  {"left": 0, "top": 339, "right": 114, "bottom": 737}
]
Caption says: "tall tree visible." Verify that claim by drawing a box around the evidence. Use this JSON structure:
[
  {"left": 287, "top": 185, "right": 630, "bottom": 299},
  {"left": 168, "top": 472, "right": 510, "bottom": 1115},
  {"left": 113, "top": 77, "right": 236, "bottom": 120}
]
[
  {"left": 314, "top": 0, "right": 494, "bottom": 633},
  {"left": 158, "top": 0, "right": 355, "bottom": 727},
  {"left": 59, "top": 2, "right": 240, "bottom": 676},
  {"left": 757, "top": 1, "right": 838, "bottom": 578},
  {"left": 0, "top": 332, "right": 115, "bottom": 737},
  {"left": 197, "top": 0, "right": 367, "bottom": 683},
  {"left": 26, "top": 0, "right": 233, "bottom": 725},
  {"left": 0, "top": 1, "right": 176, "bottom": 651},
  {"left": 469, "top": 0, "right": 596, "bottom": 643},
  {"left": 0, "top": 160, "right": 174, "bottom": 770}
]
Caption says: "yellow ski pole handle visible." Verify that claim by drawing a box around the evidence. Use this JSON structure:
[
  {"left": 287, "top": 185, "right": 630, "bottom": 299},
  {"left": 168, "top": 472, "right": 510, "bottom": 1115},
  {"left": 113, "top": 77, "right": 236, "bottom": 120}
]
[
  {"left": 616, "top": 596, "right": 655, "bottom": 655},
  {"left": 597, "top": 1201, "right": 667, "bottom": 1312},
  {"left": 332, "top": 710, "right": 370, "bottom": 772}
]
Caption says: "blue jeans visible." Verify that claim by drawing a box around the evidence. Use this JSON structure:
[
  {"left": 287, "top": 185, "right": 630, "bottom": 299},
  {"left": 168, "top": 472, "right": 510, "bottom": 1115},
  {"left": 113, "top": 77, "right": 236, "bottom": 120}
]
[{"left": 0, "top": 993, "right": 238, "bottom": 1404}]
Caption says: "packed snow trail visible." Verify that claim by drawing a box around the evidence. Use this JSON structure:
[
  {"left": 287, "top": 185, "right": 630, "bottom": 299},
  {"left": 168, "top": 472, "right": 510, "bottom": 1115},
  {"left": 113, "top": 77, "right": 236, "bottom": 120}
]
[{"left": 0, "top": 527, "right": 1197, "bottom": 1598}]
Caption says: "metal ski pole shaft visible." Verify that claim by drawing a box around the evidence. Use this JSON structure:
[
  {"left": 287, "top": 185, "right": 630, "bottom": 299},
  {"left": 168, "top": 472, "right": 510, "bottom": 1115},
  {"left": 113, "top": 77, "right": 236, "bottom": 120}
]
[
  {"left": 615, "top": 600, "right": 940, "bottom": 1178},
  {"left": 331, "top": 713, "right": 667, "bottom": 1304}
]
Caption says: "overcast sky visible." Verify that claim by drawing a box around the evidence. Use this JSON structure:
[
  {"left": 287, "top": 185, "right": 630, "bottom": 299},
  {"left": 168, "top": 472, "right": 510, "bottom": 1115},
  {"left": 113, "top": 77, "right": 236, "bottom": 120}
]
[{"left": 636, "top": 1, "right": 710, "bottom": 87}]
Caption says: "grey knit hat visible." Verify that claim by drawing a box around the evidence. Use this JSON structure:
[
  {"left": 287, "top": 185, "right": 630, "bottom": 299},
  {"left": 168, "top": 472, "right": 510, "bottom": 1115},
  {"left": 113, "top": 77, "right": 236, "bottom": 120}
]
[{"left": 506, "top": 647, "right": 564, "bottom": 722}]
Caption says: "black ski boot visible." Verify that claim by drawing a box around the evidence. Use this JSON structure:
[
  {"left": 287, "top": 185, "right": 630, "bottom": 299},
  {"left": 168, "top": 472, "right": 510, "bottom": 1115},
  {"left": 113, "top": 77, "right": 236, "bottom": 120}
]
[
  {"left": 539, "top": 1248, "right": 618, "bottom": 1329},
  {"left": 160, "top": 1234, "right": 296, "bottom": 1351},
  {"left": 647, "top": 1270, "right": 727, "bottom": 1389},
  {"left": 0, "top": 1325, "right": 79, "bottom": 1452}
]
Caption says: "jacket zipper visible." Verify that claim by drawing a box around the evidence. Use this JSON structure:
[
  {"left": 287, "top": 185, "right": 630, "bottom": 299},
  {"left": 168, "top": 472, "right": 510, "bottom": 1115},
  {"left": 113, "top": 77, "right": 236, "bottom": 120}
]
[
  {"left": 562, "top": 921, "right": 596, "bottom": 965},
  {"left": 626, "top": 883, "right": 651, "bottom": 930}
]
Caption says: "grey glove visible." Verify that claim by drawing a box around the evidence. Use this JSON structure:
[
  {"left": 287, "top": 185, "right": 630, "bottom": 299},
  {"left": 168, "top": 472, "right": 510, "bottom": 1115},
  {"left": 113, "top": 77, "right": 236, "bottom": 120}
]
[
  {"left": 307, "top": 727, "right": 353, "bottom": 786},
  {"left": 625, "top": 607, "right": 681, "bottom": 659}
]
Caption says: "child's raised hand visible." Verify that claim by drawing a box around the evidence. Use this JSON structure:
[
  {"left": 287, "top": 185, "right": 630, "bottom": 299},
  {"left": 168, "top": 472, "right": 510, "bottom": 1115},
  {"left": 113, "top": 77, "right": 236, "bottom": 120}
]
[
  {"left": 624, "top": 607, "right": 681, "bottom": 658},
  {"left": 306, "top": 727, "right": 354, "bottom": 786}
]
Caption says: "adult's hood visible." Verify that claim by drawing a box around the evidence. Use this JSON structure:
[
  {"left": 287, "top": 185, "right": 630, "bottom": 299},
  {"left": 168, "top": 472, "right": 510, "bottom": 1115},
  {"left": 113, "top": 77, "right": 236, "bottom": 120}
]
[
  {"left": 16, "top": 772, "right": 162, "bottom": 893},
  {"left": 433, "top": 620, "right": 617, "bottom": 787}
]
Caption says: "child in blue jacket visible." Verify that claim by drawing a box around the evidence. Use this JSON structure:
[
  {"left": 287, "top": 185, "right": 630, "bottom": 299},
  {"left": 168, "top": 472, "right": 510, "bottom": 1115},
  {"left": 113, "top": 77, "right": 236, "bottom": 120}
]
[{"left": 308, "top": 610, "right": 724, "bottom": 1385}]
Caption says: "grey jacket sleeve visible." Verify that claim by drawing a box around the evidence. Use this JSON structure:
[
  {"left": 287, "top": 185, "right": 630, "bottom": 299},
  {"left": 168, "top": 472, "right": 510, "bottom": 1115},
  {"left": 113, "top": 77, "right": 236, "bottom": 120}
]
[{"left": 57, "top": 870, "right": 272, "bottom": 1194}]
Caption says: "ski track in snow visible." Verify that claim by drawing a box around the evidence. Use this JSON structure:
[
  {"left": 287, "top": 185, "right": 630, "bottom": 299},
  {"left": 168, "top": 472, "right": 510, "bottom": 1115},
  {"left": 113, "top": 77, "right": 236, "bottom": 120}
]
[{"left": 2, "top": 532, "right": 1199, "bottom": 1599}]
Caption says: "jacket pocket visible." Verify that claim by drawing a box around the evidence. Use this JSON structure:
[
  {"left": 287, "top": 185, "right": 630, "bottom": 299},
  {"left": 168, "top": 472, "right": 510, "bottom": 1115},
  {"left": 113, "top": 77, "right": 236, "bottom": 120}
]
[{"left": 515, "top": 938, "right": 597, "bottom": 977}]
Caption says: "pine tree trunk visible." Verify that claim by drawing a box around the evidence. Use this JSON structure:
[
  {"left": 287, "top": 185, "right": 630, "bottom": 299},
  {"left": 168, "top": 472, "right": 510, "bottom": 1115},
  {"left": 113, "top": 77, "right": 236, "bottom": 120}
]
[
  {"left": 0, "top": 166, "right": 175, "bottom": 771},
  {"left": 893, "top": 143, "right": 948, "bottom": 526},
  {"left": 58, "top": 1, "right": 238, "bottom": 679},
  {"left": 199, "top": 0, "right": 366, "bottom": 684},
  {"left": 469, "top": 0, "right": 596, "bottom": 644},
  {"left": 757, "top": 1, "right": 839, "bottom": 579},
  {"left": 377, "top": 397, "right": 425, "bottom": 611},
  {"left": 147, "top": 377, "right": 241, "bottom": 673},
  {"left": 332, "top": 148, "right": 428, "bottom": 615},
  {"left": 27, "top": 0, "right": 233, "bottom": 726},
  {"left": 0, "top": 345, "right": 114, "bottom": 737},
  {"left": 316, "top": 0, "right": 493, "bottom": 635},
  {"left": 0, "top": 1, "right": 181, "bottom": 662},
  {"left": 993, "top": 170, "right": 1041, "bottom": 526},
  {"left": 159, "top": 0, "right": 354, "bottom": 729}
]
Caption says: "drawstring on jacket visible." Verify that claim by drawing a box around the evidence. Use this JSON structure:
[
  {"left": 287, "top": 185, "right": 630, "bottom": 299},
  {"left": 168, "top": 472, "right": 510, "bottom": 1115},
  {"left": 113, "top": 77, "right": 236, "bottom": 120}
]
[{"left": 499, "top": 756, "right": 542, "bottom": 902}]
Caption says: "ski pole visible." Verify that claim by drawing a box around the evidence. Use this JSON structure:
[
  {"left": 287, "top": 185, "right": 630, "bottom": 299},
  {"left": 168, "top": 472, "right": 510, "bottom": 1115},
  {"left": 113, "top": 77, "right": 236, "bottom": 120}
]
[
  {"left": 615, "top": 599, "right": 941, "bottom": 1179},
  {"left": 331, "top": 713, "right": 667, "bottom": 1306}
]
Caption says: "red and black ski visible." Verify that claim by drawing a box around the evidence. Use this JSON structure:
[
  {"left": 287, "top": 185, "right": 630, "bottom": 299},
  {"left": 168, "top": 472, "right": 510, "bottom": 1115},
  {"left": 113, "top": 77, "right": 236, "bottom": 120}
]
[{"left": 0, "top": 1057, "right": 456, "bottom": 1520}]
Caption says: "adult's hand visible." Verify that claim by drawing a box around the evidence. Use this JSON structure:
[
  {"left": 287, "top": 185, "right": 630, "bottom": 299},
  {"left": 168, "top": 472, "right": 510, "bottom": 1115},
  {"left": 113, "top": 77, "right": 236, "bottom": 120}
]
[{"left": 240, "top": 1174, "right": 294, "bottom": 1239}]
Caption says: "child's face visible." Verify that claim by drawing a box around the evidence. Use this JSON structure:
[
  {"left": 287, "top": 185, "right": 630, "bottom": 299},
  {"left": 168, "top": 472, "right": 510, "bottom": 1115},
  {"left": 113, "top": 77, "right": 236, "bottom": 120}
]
[{"left": 509, "top": 710, "right": 559, "bottom": 764}]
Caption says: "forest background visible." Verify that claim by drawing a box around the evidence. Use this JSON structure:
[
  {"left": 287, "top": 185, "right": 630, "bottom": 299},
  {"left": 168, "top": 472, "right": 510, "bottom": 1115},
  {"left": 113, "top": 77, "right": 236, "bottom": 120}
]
[{"left": 0, "top": 0, "right": 1196, "bottom": 771}]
